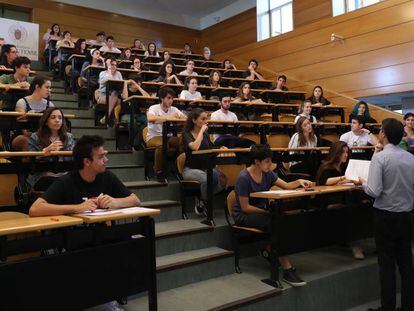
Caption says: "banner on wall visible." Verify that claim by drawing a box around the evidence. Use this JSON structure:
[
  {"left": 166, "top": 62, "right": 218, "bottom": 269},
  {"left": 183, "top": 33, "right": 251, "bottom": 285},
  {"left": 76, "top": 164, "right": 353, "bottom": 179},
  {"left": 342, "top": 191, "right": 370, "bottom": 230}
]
[{"left": 0, "top": 17, "right": 39, "bottom": 61}]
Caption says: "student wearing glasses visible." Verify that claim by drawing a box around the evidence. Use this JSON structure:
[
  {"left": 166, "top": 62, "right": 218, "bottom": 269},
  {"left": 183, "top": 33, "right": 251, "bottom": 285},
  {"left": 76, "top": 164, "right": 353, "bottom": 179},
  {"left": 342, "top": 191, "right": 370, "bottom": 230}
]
[{"left": 0, "top": 44, "right": 19, "bottom": 69}]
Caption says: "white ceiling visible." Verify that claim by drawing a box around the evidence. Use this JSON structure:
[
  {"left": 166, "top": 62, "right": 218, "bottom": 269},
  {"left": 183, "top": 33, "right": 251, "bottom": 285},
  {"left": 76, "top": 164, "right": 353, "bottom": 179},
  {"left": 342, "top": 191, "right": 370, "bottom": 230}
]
[{"left": 52, "top": 0, "right": 256, "bottom": 30}]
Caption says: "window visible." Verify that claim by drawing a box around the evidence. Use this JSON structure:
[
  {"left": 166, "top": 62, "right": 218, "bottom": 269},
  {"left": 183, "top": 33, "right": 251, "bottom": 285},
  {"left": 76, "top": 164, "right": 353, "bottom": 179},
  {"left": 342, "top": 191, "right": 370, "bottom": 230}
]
[
  {"left": 257, "top": 0, "right": 293, "bottom": 41},
  {"left": 332, "top": 0, "right": 382, "bottom": 16}
]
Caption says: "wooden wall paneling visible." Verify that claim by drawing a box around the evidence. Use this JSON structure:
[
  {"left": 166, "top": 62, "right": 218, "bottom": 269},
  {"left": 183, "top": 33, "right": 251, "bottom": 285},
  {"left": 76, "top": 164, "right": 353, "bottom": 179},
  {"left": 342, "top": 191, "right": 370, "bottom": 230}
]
[{"left": 293, "top": 0, "right": 332, "bottom": 27}]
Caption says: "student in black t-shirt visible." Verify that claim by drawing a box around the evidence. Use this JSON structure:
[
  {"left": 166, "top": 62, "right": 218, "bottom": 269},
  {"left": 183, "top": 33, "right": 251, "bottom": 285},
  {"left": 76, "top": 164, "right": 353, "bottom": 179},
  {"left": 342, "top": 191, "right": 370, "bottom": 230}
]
[
  {"left": 315, "top": 141, "right": 365, "bottom": 260},
  {"left": 181, "top": 108, "right": 227, "bottom": 215},
  {"left": 242, "top": 59, "right": 264, "bottom": 81},
  {"left": 29, "top": 135, "right": 140, "bottom": 216},
  {"left": 306, "top": 85, "right": 331, "bottom": 107}
]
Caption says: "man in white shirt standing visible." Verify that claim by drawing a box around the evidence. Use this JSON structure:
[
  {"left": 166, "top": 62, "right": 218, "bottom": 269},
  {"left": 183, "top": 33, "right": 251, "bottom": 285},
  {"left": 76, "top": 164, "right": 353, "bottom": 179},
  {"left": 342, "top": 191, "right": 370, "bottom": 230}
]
[
  {"left": 179, "top": 59, "right": 198, "bottom": 76},
  {"left": 210, "top": 95, "right": 255, "bottom": 148},
  {"left": 146, "top": 87, "right": 186, "bottom": 182},
  {"left": 340, "top": 115, "right": 378, "bottom": 152}
]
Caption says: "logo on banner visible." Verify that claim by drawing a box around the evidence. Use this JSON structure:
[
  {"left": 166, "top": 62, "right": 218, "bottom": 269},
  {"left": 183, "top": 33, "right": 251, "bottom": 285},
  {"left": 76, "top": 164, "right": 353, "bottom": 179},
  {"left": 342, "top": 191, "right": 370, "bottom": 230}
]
[{"left": 8, "top": 24, "right": 28, "bottom": 42}]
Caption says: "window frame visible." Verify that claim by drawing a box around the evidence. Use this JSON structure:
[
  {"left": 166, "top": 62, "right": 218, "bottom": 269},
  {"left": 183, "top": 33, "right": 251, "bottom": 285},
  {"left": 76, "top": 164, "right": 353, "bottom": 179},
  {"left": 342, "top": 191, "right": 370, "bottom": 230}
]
[{"left": 257, "top": 0, "right": 293, "bottom": 41}]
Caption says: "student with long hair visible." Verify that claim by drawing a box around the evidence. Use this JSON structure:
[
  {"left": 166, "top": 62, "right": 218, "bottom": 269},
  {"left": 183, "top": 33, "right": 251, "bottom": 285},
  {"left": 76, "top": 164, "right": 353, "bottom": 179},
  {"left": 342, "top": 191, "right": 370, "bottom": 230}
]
[
  {"left": 233, "top": 82, "right": 265, "bottom": 120},
  {"left": 294, "top": 100, "right": 317, "bottom": 123},
  {"left": 121, "top": 48, "right": 133, "bottom": 61},
  {"left": 15, "top": 75, "right": 54, "bottom": 113},
  {"left": 159, "top": 50, "right": 172, "bottom": 65},
  {"left": 70, "top": 39, "right": 87, "bottom": 92},
  {"left": 400, "top": 112, "right": 414, "bottom": 151},
  {"left": 208, "top": 70, "right": 222, "bottom": 88},
  {"left": 144, "top": 42, "right": 160, "bottom": 58},
  {"left": 179, "top": 76, "right": 202, "bottom": 100},
  {"left": 130, "top": 57, "right": 144, "bottom": 72},
  {"left": 288, "top": 117, "right": 318, "bottom": 175},
  {"left": 182, "top": 108, "right": 227, "bottom": 215},
  {"left": 42, "top": 24, "right": 62, "bottom": 66},
  {"left": 349, "top": 101, "right": 377, "bottom": 124},
  {"left": 182, "top": 43, "right": 192, "bottom": 55},
  {"left": 28, "top": 107, "right": 75, "bottom": 191},
  {"left": 132, "top": 39, "right": 146, "bottom": 50},
  {"left": 154, "top": 61, "right": 182, "bottom": 85},
  {"left": 0, "top": 44, "right": 18, "bottom": 68},
  {"left": 56, "top": 30, "right": 74, "bottom": 49},
  {"left": 223, "top": 59, "right": 237, "bottom": 70},
  {"left": 234, "top": 145, "right": 311, "bottom": 286},
  {"left": 307, "top": 85, "right": 331, "bottom": 107}
]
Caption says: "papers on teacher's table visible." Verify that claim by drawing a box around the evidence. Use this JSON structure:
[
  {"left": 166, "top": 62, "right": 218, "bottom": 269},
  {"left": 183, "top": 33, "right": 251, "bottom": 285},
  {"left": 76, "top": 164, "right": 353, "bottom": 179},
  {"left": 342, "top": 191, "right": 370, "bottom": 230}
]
[
  {"left": 345, "top": 159, "right": 371, "bottom": 181},
  {"left": 257, "top": 190, "right": 299, "bottom": 195},
  {"left": 77, "top": 207, "right": 156, "bottom": 216}
]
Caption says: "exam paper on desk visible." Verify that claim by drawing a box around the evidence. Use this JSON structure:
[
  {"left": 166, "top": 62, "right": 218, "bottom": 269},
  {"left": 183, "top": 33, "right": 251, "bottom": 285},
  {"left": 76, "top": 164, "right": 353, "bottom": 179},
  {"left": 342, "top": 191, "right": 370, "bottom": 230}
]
[{"left": 76, "top": 207, "right": 155, "bottom": 216}]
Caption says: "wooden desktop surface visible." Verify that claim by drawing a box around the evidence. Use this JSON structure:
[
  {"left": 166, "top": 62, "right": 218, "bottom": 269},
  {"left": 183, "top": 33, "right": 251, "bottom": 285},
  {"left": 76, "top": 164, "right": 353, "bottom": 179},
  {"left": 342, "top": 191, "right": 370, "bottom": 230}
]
[{"left": 72, "top": 207, "right": 160, "bottom": 224}]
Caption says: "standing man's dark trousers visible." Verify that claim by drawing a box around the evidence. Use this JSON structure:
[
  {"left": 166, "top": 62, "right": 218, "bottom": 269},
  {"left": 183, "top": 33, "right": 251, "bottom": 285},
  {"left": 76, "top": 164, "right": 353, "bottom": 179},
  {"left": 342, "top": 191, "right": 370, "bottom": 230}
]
[{"left": 374, "top": 209, "right": 414, "bottom": 311}]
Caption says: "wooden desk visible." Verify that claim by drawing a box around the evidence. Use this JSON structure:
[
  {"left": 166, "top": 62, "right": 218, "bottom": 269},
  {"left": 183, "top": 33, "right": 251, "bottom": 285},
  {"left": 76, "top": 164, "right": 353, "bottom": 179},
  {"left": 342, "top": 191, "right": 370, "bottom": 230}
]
[
  {"left": 259, "top": 90, "right": 306, "bottom": 103},
  {"left": 0, "top": 209, "right": 159, "bottom": 310},
  {"left": 249, "top": 184, "right": 372, "bottom": 288}
]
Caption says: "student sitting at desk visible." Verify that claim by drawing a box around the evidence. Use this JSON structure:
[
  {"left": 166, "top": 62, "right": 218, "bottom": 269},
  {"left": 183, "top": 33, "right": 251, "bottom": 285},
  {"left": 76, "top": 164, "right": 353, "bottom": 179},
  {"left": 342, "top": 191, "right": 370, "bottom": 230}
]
[
  {"left": 159, "top": 50, "right": 172, "bottom": 65},
  {"left": 144, "top": 42, "right": 160, "bottom": 58},
  {"left": 12, "top": 76, "right": 55, "bottom": 151},
  {"left": 154, "top": 61, "right": 182, "bottom": 85},
  {"left": 223, "top": 59, "right": 237, "bottom": 70},
  {"left": 307, "top": 85, "right": 331, "bottom": 107},
  {"left": 28, "top": 107, "right": 75, "bottom": 191},
  {"left": 179, "top": 77, "right": 202, "bottom": 100},
  {"left": 234, "top": 145, "right": 311, "bottom": 287},
  {"left": 69, "top": 39, "right": 86, "bottom": 92},
  {"left": 0, "top": 56, "right": 32, "bottom": 111},
  {"left": 182, "top": 108, "right": 227, "bottom": 215},
  {"left": 97, "top": 58, "right": 128, "bottom": 125},
  {"left": 294, "top": 100, "right": 317, "bottom": 123},
  {"left": 400, "top": 112, "right": 414, "bottom": 151},
  {"left": 99, "top": 36, "right": 121, "bottom": 54},
  {"left": 0, "top": 37, "right": 4, "bottom": 55},
  {"left": 348, "top": 101, "right": 377, "bottom": 124},
  {"left": 182, "top": 43, "right": 192, "bottom": 55},
  {"left": 242, "top": 59, "right": 264, "bottom": 81},
  {"left": 288, "top": 117, "right": 318, "bottom": 176},
  {"left": 208, "top": 70, "right": 222, "bottom": 88},
  {"left": 120, "top": 48, "right": 133, "bottom": 61},
  {"left": 132, "top": 38, "right": 146, "bottom": 50},
  {"left": 130, "top": 57, "right": 144, "bottom": 73},
  {"left": 87, "top": 31, "right": 106, "bottom": 47},
  {"left": 315, "top": 141, "right": 365, "bottom": 260},
  {"left": 29, "top": 134, "right": 140, "bottom": 215},
  {"left": 210, "top": 95, "right": 255, "bottom": 148},
  {"left": 146, "top": 87, "right": 186, "bottom": 182},
  {"left": 340, "top": 115, "right": 378, "bottom": 152},
  {"left": 202, "top": 47, "right": 212, "bottom": 61},
  {"left": 233, "top": 82, "right": 265, "bottom": 120},
  {"left": 270, "top": 75, "right": 288, "bottom": 91},
  {"left": 179, "top": 59, "right": 198, "bottom": 76},
  {"left": 0, "top": 44, "right": 18, "bottom": 69},
  {"left": 79, "top": 49, "right": 104, "bottom": 98},
  {"left": 56, "top": 31, "right": 74, "bottom": 49}
]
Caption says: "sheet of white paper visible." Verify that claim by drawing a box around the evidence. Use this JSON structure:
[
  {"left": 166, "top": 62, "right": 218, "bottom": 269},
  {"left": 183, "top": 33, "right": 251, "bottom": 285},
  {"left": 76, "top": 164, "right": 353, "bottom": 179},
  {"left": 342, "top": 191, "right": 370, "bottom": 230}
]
[
  {"left": 120, "top": 207, "right": 156, "bottom": 214},
  {"left": 345, "top": 159, "right": 371, "bottom": 181},
  {"left": 258, "top": 190, "right": 299, "bottom": 195},
  {"left": 76, "top": 209, "right": 122, "bottom": 216}
]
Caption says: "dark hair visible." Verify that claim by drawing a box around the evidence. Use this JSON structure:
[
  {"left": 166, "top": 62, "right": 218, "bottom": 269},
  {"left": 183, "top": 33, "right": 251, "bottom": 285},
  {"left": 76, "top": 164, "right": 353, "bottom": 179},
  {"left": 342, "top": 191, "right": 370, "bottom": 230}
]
[
  {"left": 382, "top": 118, "right": 404, "bottom": 145},
  {"left": 158, "top": 86, "right": 176, "bottom": 101},
  {"left": 128, "top": 73, "right": 143, "bottom": 84},
  {"left": 62, "top": 31, "right": 71, "bottom": 37},
  {"left": 73, "top": 135, "right": 105, "bottom": 169},
  {"left": 182, "top": 108, "right": 205, "bottom": 134},
  {"left": 29, "top": 75, "right": 51, "bottom": 95},
  {"left": 298, "top": 99, "right": 313, "bottom": 115},
  {"left": 85, "top": 48, "right": 101, "bottom": 64},
  {"left": 106, "top": 36, "right": 114, "bottom": 41},
  {"left": 404, "top": 112, "right": 414, "bottom": 120},
  {"left": 183, "top": 76, "right": 198, "bottom": 91},
  {"left": 185, "top": 59, "right": 194, "bottom": 66},
  {"left": 147, "top": 42, "right": 157, "bottom": 56},
  {"left": 162, "top": 50, "right": 171, "bottom": 61},
  {"left": 219, "top": 93, "right": 232, "bottom": 101},
  {"left": 295, "top": 116, "right": 316, "bottom": 146},
  {"left": 312, "top": 85, "right": 324, "bottom": 99},
  {"left": 122, "top": 48, "right": 132, "bottom": 60},
  {"left": 13, "top": 56, "right": 31, "bottom": 69},
  {"left": 131, "top": 57, "right": 141, "bottom": 69},
  {"left": 208, "top": 70, "right": 222, "bottom": 87},
  {"left": 74, "top": 38, "right": 86, "bottom": 54},
  {"left": 222, "top": 59, "right": 231, "bottom": 69},
  {"left": 351, "top": 101, "right": 371, "bottom": 118},
  {"left": 250, "top": 144, "right": 273, "bottom": 162},
  {"left": 159, "top": 60, "right": 176, "bottom": 78},
  {"left": 237, "top": 82, "right": 252, "bottom": 100},
  {"left": 351, "top": 115, "right": 366, "bottom": 128},
  {"left": 249, "top": 59, "right": 258, "bottom": 66},
  {"left": 105, "top": 57, "right": 117, "bottom": 68},
  {"left": 316, "top": 141, "right": 350, "bottom": 185},
  {"left": 277, "top": 75, "right": 287, "bottom": 82},
  {"left": 184, "top": 43, "right": 191, "bottom": 48},
  {"left": 0, "top": 44, "right": 16, "bottom": 65},
  {"left": 96, "top": 31, "right": 106, "bottom": 37},
  {"left": 133, "top": 39, "right": 143, "bottom": 48},
  {"left": 36, "top": 107, "right": 69, "bottom": 148},
  {"left": 49, "top": 24, "right": 61, "bottom": 36}
]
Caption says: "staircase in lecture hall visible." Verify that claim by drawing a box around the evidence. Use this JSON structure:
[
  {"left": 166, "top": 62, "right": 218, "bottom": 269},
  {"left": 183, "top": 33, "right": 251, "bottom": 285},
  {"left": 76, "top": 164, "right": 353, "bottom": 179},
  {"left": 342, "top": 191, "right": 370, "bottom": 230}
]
[{"left": 32, "top": 61, "right": 383, "bottom": 310}]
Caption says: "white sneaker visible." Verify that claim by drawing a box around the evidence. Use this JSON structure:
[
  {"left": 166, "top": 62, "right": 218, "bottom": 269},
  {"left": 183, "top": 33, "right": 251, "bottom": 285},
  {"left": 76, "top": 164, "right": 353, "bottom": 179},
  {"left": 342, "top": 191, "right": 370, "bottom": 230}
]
[
  {"left": 352, "top": 246, "right": 365, "bottom": 260},
  {"left": 99, "top": 116, "right": 106, "bottom": 125}
]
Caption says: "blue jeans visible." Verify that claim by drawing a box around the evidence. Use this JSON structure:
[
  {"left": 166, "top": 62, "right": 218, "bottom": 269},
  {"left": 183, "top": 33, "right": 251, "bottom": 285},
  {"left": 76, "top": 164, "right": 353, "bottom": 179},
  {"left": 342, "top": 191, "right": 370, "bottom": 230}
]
[{"left": 182, "top": 167, "right": 223, "bottom": 201}]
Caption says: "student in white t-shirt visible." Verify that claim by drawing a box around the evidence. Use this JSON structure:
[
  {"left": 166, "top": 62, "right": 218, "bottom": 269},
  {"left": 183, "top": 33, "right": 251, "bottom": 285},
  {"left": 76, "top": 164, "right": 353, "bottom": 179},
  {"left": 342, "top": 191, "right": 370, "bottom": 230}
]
[
  {"left": 179, "top": 76, "right": 202, "bottom": 100},
  {"left": 294, "top": 99, "right": 317, "bottom": 123},
  {"left": 340, "top": 115, "right": 378, "bottom": 152},
  {"left": 146, "top": 87, "right": 186, "bottom": 181},
  {"left": 179, "top": 59, "right": 198, "bottom": 76},
  {"left": 210, "top": 95, "right": 255, "bottom": 148},
  {"left": 99, "top": 36, "right": 121, "bottom": 54}
]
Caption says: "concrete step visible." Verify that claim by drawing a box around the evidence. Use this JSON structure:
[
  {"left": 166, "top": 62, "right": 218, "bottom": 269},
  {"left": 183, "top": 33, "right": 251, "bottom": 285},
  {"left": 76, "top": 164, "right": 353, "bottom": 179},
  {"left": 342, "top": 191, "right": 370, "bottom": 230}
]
[
  {"left": 54, "top": 100, "right": 79, "bottom": 109},
  {"left": 61, "top": 107, "right": 93, "bottom": 118},
  {"left": 107, "top": 150, "right": 144, "bottom": 166},
  {"left": 108, "top": 165, "right": 145, "bottom": 182},
  {"left": 126, "top": 180, "right": 181, "bottom": 202},
  {"left": 51, "top": 93, "right": 77, "bottom": 102},
  {"left": 141, "top": 200, "right": 182, "bottom": 223},
  {"left": 156, "top": 247, "right": 234, "bottom": 292},
  {"left": 71, "top": 126, "right": 115, "bottom": 139},
  {"left": 70, "top": 117, "right": 95, "bottom": 127},
  {"left": 51, "top": 80, "right": 65, "bottom": 88}
]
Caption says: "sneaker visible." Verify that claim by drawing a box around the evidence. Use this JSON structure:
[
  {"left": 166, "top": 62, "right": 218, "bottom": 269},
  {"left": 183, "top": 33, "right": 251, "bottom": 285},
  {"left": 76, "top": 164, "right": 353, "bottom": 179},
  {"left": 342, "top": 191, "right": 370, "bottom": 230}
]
[
  {"left": 194, "top": 198, "right": 206, "bottom": 216},
  {"left": 99, "top": 116, "right": 106, "bottom": 125},
  {"left": 282, "top": 268, "right": 307, "bottom": 287},
  {"left": 352, "top": 246, "right": 365, "bottom": 260}
]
